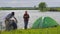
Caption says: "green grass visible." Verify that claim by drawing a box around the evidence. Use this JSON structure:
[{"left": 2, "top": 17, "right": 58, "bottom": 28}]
[{"left": 1, "top": 26, "right": 60, "bottom": 34}]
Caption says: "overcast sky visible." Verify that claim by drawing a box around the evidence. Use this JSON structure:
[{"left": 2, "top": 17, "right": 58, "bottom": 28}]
[{"left": 0, "top": 0, "right": 60, "bottom": 7}]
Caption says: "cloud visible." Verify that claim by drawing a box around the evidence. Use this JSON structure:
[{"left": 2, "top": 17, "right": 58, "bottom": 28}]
[{"left": 0, "top": 0, "right": 60, "bottom": 7}]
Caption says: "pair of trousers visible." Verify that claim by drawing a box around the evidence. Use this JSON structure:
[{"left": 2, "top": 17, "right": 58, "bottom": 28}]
[
  {"left": 11, "top": 22, "right": 17, "bottom": 29},
  {"left": 24, "top": 21, "right": 28, "bottom": 29}
]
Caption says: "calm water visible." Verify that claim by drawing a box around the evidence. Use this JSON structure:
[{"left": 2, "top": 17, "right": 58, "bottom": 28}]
[{"left": 0, "top": 10, "right": 60, "bottom": 30}]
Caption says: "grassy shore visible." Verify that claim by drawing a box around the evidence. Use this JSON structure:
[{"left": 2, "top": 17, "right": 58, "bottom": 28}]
[{"left": 1, "top": 26, "right": 60, "bottom": 34}]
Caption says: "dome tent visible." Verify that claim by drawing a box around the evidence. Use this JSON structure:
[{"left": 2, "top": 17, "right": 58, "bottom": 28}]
[{"left": 32, "top": 17, "right": 59, "bottom": 29}]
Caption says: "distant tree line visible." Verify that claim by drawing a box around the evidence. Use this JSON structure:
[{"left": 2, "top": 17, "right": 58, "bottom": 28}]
[
  {"left": 38, "top": 2, "right": 60, "bottom": 12},
  {"left": 0, "top": 7, "right": 38, "bottom": 10}
]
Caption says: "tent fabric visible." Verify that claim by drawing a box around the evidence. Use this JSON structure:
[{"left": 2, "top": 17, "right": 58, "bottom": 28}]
[
  {"left": 32, "top": 17, "right": 58, "bottom": 29},
  {"left": 32, "top": 17, "right": 42, "bottom": 29}
]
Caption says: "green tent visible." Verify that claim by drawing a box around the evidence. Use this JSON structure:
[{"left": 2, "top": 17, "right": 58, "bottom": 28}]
[{"left": 32, "top": 17, "right": 59, "bottom": 29}]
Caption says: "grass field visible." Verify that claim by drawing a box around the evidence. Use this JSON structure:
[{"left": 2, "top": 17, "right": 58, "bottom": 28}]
[{"left": 1, "top": 26, "right": 60, "bottom": 34}]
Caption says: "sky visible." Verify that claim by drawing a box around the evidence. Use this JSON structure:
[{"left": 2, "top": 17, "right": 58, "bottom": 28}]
[{"left": 0, "top": 0, "right": 60, "bottom": 7}]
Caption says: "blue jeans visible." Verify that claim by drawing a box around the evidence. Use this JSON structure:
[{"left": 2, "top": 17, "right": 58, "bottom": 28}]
[
  {"left": 24, "top": 21, "right": 28, "bottom": 29},
  {"left": 8, "top": 22, "right": 17, "bottom": 30},
  {"left": 11, "top": 22, "right": 17, "bottom": 29}
]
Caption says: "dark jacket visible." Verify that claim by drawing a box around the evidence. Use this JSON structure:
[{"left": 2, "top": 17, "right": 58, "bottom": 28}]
[{"left": 23, "top": 14, "right": 30, "bottom": 21}]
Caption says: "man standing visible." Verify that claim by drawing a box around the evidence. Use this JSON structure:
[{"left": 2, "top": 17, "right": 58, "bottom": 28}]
[
  {"left": 23, "top": 11, "right": 30, "bottom": 29},
  {"left": 5, "top": 12, "right": 17, "bottom": 30}
]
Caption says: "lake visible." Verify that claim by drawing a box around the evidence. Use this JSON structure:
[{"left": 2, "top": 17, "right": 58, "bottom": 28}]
[{"left": 0, "top": 10, "right": 60, "bottom": 30}]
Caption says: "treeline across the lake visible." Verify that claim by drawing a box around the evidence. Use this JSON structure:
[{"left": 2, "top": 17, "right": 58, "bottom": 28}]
[
  {"left": 0, "top": 2, "right": 60, "bottom": 12},
  {"left": 0, "top": 7, "right": 38, "bottom": 10},
  {"left": 38, "top": 2, "right": 60, "bottom": 12},
  {"left": 0, "top": 7, "right": 60, "bottom": 11}
]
